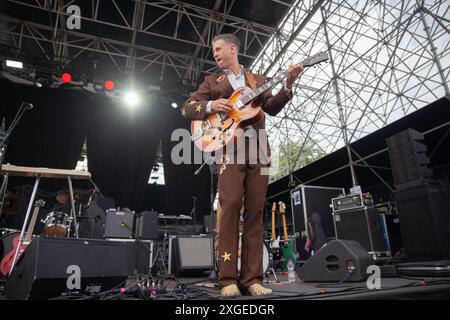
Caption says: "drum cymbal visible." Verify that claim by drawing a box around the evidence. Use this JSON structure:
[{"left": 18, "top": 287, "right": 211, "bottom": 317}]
[
  {"left": 1, "top": 191, "right": 22, "bottom": 215},
  {"left": 56, "top": 189, "right": 90, "bottom": 204}
]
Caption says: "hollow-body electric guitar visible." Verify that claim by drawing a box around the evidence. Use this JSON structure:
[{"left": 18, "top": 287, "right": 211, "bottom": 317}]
[{"left": 190, "top": 51, "right": 329, "bottom": 152}]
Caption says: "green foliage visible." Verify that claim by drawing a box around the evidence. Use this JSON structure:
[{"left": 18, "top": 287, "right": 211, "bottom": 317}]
[{"left": 271, "top": 139, "right": 326, "bottom": 181}]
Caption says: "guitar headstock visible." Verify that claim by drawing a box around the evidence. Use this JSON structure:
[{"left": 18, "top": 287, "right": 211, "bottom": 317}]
[
  {"left": 278, "top": 201, "right": 286, "bottom": 215},
  {"left": 272, "top": 202, "right": 277, "bottom": 214},
  {"left": 301, "top": 51, "right": 329, "bottom": 68},
  {"left": 34, "top": 199, "right": 46, "bottom": 207}
]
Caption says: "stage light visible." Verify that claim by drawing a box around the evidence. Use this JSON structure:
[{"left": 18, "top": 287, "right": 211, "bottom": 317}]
[
  {"left": 6, "top": 60, "right": 23, "bottom": 69},
  {"left": 104, "top": 80, "right": 115, "bottom": 90},
  {"left": 123, "top": 90, "right": 141, "bottom": 108},
  {"left": 171, "top": 102, "right": 178, "bottom": 109},
  {"left": 61, "top": 72, "right": 72, "bottom": 83}
]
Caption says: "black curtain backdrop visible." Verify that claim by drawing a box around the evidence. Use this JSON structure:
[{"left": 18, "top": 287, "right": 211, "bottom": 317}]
[
  {"left": 0, "top": 78, "right": 212, "bottom": 215},
  {"left": 0, "top": 79, "right": 90, "bottom": 191},
  {"left": 86, "top": 96, "right": 162, "bottom": 210},
  {"left": 160, "top": 106, "right": 216, "bottom": 221}
]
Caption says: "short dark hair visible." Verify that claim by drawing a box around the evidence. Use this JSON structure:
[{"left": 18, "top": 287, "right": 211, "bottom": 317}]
[{"left": 212, "top": 33, "right": 240, "bottom": 51}]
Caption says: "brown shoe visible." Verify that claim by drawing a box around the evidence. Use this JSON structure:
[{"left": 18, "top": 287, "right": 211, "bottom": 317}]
[
  {"left": 247, "top": 283, "right": 272, "bottom": 296},
  {"left": 220, "top": 284, "right": 241, "bottom": 297}
]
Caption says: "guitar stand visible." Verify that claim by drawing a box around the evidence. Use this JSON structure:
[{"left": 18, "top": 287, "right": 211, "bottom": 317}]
[
  {"left": 150, "top": 233, "right": 169, "bottom": 277},
  {"left": 264, "top": 248, "right": 279, "bottom": 283},
  {"left": 264, "top": 267, "right": 279, "bottom": 283},
  {"left": 151, "top": 248, "right": 168, "bottom": 276}
]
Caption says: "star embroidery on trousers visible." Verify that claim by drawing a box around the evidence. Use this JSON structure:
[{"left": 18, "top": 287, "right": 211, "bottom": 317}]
[
  {"left": 189, "top": 100, "right": 198, "bottom": 105},
  {"left": 217, "top": 75, "right": 225, "bottom": 82},
  {"left": 221, "top": 251, "right": 231, "bottom": 262},
  {"left": 195, "top": 104, "right": 202, "bottom": 113},
  {"left": 219, "top": 154, "right": 230, "bottom": 175}
]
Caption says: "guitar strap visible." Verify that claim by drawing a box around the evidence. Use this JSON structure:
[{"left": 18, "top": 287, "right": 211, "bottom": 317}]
[{"left": 246, "top": 72, "right": 257, "bottom": 91}]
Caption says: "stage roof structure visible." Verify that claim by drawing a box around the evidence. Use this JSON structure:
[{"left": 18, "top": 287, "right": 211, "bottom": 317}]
[{"left": 0, "top": 0, "right": 449, "bottom": 180}]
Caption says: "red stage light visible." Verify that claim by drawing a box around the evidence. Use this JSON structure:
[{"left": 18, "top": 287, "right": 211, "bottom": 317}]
[
  {"left": 104, "top": 80, "right": 115, "bottom": 90},
  {"left": 61, "top": 72, "right": 72, "bottom": 83}
]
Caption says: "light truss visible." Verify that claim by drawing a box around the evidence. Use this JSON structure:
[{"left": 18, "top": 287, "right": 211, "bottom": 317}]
[
  {"left": 0, "top": 0, "right": 449, "bottom": 183},
  {"left": 0, "top": 0, "right": 292, "bottom": 95},
  {"left": 250, "top": 0, "right": 450, "bottom": 181}
]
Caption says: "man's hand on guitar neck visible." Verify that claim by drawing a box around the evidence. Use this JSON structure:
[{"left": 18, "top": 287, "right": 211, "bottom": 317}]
[{"left": 285, "top": 64, "right": 304, "bottom": 90}]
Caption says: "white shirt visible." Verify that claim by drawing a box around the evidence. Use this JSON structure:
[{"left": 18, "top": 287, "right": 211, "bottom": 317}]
[{"left": 206, "top": 65, "right": 245, "bottom": 113}]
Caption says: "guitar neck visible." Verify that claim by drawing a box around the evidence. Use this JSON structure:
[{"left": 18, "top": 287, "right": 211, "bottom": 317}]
[
  {"left": 281, "top": 213, "right": 289, "bottom": 242},
  {"left": 241, "top": 70, "right": 288, "bottom": 105},
  {"left": 240, "top": 51, "right": 329, "bottom": 105},
  {"left": 24, "top": 201, "right": 44, "bottom": 242}
]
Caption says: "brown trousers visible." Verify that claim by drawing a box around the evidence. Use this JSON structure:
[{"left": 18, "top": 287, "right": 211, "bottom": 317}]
[{"left": 216, "top": 138, "right": 269, "bottom": 289}]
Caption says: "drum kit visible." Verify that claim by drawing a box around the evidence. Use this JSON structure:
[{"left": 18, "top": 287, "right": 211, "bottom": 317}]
[{"left": 0, "top": 189, "right": 91, "bottom": 263}]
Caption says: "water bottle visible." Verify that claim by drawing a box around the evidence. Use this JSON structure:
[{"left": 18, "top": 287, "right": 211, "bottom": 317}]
[{"left": 287, "top": 259, "right": 296, "bottom": 282}]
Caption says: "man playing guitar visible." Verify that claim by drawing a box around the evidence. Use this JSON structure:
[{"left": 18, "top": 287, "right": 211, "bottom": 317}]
[{"left": 181, "top": 33, "right": 303, "bottom": 297}]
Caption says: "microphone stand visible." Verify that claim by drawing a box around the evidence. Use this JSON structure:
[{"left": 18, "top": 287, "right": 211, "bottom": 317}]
[
  {"left": 0, "top": 102, "right": 33, "bottom": 217},
  {"left": 194, "top": 153, "right": 218, "bottom": 281},
  {"left": 189, "top": 196, "right": 197, "bottom": 233},
  {"left": 121, "top": 221, "right": 154, "bottom": 299}
]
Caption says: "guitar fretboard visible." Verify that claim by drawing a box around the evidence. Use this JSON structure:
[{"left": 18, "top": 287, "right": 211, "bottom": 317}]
[
  {"left": 237, "top": 51, "right": 328, "bottom": 108},
  {"left": 241, "top": 70, "right": 288, "bottom": 105}
]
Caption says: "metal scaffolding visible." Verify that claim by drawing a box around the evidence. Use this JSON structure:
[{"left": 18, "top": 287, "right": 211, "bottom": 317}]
[
  {"left": 0, "top": 0, "right": 292, "bottom": 95},
  {"left": 0, "top": 0, "right": 449, "bottom": 181},
  {"left": 250, "top": 0, "right": 450, "bottom": 181}
]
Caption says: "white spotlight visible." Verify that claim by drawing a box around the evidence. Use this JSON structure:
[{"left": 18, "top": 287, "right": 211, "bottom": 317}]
[
  {"left": 171, "top": 102, "right": 178, "bottom": 109},
  {"left": 123, "top": 90, "right": 141, "bottom": 108},
  {"left": 6, "top": 60, "right": 23, "bottom": 69}
]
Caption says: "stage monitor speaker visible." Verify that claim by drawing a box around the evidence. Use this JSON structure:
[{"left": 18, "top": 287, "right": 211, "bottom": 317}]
[
  {"left": 104, "top": 209, "right": 134, "bottom": 239},
  {"left": 168, "top": 235, "right": 213, "bottom": 277},
  {"left": 135, "top": 211, "right": 158, "bottom": 240},
  {"left": 298, "top": 240, "right": 374, "bottom": 282},
  {"left": 78, "top": 201, "right": 106, "bottom": 239},
  {"left": 4, "top": 237, "right": 130, "bottom": 300},
  {"left": 93, "top": 195, "right": 116, "bottom": 211}
]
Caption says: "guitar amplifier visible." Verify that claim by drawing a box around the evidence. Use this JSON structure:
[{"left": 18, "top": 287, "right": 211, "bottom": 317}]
[
  {"left": 333, "top": 207, "right": 388, "bottom": 258},
  {"left": 168, "top": 235, "right": 213, "bottom": 277},
  {"left": 331, "top": 193, "right": 373, "bottom": 212},
  {"left": 104, "top": 209, "right": 135, "bottom": 239}
]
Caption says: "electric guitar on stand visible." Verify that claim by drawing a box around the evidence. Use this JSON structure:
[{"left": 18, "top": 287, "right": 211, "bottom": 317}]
[
  {"left": 0, "top": 199, "right": 46, "bottom": 276},
  {"left": 269, "top": 202, "right": 281, "bottom": 261},
  {"left": 190, "top": 52, "right": 329, "bottom": 152},
  {"left": 278, "top": 201, "right": 298, "bottom": 271}
]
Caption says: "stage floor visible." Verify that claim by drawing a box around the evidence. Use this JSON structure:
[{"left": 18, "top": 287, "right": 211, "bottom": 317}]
[
  {"left": 1, "top": 272, "right": 450, "bottom": 300},
  {"left": 159, "top": 272, "right": 450, "bottom": 300}
]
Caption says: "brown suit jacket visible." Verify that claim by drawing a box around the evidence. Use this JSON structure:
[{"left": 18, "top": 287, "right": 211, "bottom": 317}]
[{"left": 181, "top": 71, "right": 292, "bottom": 132}]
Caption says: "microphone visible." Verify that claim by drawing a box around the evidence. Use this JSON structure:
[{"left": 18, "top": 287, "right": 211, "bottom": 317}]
[{"left": 22, "top": 102, "right": 34, "bottom": 110}]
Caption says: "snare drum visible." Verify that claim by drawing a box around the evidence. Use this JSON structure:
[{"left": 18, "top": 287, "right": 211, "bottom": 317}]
[{"left": 42, "top": 212, "right": 70, "bottom": 237}]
